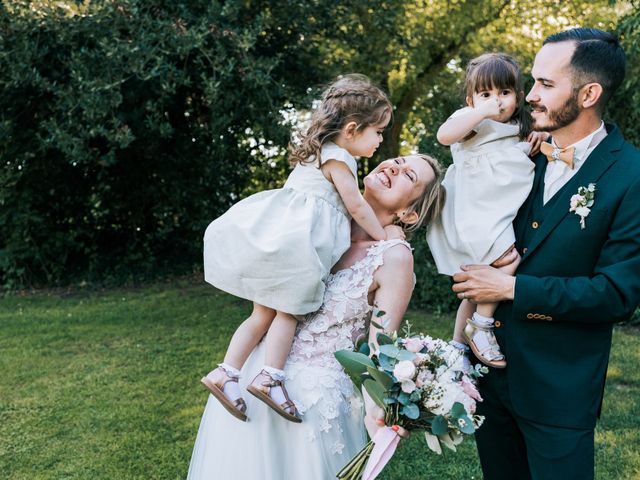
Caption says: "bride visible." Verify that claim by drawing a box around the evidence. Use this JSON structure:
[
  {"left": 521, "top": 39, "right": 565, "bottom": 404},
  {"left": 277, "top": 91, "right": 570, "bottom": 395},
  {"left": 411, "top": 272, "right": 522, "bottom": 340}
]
[{"left": 187, "top": 154, "right": 444, "bottom": 479}]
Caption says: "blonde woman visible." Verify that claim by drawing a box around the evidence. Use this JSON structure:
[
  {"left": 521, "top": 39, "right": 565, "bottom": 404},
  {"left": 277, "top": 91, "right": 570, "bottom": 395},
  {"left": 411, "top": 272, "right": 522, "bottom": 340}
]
[{"left": 188, "top": 154, "right": 445, "bottom": 479}]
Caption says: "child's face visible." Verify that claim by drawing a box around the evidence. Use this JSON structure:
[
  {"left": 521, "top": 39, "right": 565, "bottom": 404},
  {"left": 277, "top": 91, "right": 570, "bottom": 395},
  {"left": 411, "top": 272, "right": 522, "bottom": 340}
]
[
  {"left": 348, "top": 118, "right": 388, "bottom": 158},
  {"left": 469, "top": 86, "right": 518, "bottom": 123}
]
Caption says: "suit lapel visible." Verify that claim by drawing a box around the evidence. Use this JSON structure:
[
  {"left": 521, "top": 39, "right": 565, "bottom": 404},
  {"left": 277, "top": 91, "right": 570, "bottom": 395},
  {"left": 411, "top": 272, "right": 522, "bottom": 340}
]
[{"left": 521, "top": 125, "right": 624, "bottom": 259}]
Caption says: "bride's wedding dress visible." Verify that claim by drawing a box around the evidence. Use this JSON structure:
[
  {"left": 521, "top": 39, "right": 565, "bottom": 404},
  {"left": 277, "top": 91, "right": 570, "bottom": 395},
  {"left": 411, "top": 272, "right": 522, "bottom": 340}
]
[{"left": 187, "top": 240, "right": 408, "bottom": 480}]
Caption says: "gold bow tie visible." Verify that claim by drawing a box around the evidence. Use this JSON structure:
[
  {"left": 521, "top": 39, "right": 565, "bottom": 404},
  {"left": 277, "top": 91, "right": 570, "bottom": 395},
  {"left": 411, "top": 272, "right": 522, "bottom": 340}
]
[{"left": 540, "top": 142, "right": 575, "bottom": 169}]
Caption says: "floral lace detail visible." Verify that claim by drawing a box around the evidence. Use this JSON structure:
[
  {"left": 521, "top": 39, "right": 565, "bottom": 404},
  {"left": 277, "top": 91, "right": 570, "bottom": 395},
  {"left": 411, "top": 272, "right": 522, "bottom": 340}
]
[{"left": 286, "top": 239, "right": 411, "bottom": 450}]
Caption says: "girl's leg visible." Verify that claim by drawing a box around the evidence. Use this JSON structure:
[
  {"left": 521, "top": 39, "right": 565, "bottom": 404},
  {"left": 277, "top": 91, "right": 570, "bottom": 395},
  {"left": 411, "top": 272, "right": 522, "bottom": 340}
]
[
  {"left": 263, "top": 311, "right": 297, "bottom": 370},
  {"left": 453, "top": 299, "right": 476, "bottom": 344},
  {"left": 202, "top": 303, "right": 275, "bottom": 419},
  {"left": 452, "top": 299, "right": 476, "bottom": 372},
  {"left": 247, "top": 311, "right": 301, "bottom": 422},
  {"left": 464, "top": 248, "right": 518, "bottom": 369},
  {"left": 222, "top": 303, "right": 276, "bottom": 370}
]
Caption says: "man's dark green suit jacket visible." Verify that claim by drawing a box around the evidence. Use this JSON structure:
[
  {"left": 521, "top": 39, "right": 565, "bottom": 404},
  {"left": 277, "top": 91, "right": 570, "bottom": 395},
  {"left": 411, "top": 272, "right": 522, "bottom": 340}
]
[{"left": 493, "top": 124, "right": 640, "bottom": 429}]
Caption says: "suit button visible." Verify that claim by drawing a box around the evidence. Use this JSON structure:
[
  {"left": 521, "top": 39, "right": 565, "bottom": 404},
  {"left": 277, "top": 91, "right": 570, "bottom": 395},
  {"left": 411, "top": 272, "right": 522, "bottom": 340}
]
[
  {"left": 526, "top": 313, "right": 533, "bottom": 319},
  {"left": 532, "top": 221, "right": 540, "bottom": 229},
  {"left": 522, "top": 247, "right": 528, "bottom": 254},
  {"left": 495, "top": 321, "right": 502, "bottom": 328}
]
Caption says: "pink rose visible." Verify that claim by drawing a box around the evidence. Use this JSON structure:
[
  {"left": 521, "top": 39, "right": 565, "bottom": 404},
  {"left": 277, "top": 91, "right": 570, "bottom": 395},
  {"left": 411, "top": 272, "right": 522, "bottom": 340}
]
[
  {"left": 404, "top": 337, "right": 424, "bottom": 353},
  {"left": 461, "top": 377, "right": 483, "bottom": 402}
]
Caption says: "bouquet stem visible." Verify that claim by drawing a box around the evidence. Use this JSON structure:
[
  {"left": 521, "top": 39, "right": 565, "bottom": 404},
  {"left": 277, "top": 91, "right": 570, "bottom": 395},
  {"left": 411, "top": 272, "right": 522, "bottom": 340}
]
[{"left": 336, "top": 440, "right": 374, "bottom": 480}]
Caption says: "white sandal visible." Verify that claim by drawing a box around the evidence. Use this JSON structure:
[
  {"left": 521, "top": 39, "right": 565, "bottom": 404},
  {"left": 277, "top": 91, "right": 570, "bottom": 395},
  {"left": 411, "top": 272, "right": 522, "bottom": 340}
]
[{"left": 463, "top": 317, "right": 507, "bottom": 369}]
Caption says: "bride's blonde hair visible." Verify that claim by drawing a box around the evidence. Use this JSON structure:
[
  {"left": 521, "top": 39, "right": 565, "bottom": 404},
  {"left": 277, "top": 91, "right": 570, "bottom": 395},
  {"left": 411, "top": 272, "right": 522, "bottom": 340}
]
[
  {"left": 289, "top": 74, "right": 392, "bottom": 166},
  {"left": 396, "top": 154, "right": 446, "bottom": 237}
]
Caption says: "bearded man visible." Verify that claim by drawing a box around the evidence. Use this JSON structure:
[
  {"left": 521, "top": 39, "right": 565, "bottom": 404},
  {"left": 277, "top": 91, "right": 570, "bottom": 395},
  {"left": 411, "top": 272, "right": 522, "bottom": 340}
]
[{"left": 453, "top": 28, "right": 640, "bottom": 480}]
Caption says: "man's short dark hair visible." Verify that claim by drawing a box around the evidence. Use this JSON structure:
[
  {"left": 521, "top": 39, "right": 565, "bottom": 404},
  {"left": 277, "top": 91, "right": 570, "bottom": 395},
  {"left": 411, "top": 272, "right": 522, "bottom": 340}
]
[{"left": 543, "top": 28, "right": 626, "bottom": 111}]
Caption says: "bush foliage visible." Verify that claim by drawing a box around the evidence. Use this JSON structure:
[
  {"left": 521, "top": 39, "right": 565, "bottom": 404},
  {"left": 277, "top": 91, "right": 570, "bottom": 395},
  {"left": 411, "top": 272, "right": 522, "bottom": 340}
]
[
  {"left": 0, "top": 0, "right": 332, "bottom": 286},
  {"left": 1, "top": 1, "right": 638, "bottom": 315}
]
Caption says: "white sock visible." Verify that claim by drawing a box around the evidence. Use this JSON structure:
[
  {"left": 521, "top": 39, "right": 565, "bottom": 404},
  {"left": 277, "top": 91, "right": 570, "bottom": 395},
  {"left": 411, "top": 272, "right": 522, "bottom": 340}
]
[
  {"left": 263, "top": 366, "right": 287, "bottom": 406},
  {"left": 449, "top": 340, "right": 469, "bottom": 352},
  {"left": 217, "top": 363, "right": 241, "bottom": 401},
  {"left": 472, "top": 312, "right": 494, "bottom": 327}
]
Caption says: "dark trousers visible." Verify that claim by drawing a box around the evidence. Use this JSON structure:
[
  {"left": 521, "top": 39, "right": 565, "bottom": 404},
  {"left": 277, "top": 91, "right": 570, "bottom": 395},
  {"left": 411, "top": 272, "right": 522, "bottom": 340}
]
[{"left": 475, "top": 368, "right": 594, "bottom": 480}]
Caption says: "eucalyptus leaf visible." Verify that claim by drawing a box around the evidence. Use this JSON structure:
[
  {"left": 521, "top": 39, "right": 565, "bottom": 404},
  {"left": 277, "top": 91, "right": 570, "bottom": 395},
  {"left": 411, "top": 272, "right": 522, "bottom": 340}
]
[
  {"left": 457, "top": 415, "right": 475, "bottom": 434},
  {"left": 379, "top": 344, "right": 400, "bottom": 357},
  {"left": 334, "top": 351, "right": 375, "bottom": 388},
  {"left": 401, "top": 403, "right": 420, "bottom": 419},
  {"left": 366, "top": 366, "right": 395, "bottom": 390},
  {"left": 450, "top": 401, "right": 466, "bottom": 419},
  {"left": 363, "top": 378, "right": 386, "bottom": 410},
  {"left": 376, "top": 333, "right": 394, "bottom": 346},
  {"left": 358, "top": 342, "right": 371, "bottom": 356},
  {"left": 378, "top": 354, "right": 397, "bottom": 372},
  {"left": 370, "top": 320, "right": 384, "bottom": 330},
  {"left": 397, "top": 349, "right": 416, "bottom": 361},
  {"left": 431, "top": 415, "right": 449, "bottom": 436},
  {"left": 397, "top": 392, "right": 411, "bottom": 406}
]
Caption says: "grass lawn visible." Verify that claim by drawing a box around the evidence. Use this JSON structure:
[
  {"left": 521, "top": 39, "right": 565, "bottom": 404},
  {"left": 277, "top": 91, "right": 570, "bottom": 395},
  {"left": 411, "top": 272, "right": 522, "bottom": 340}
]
[{"left": 1, "top": 280, "right": 639, "bottom": 479}]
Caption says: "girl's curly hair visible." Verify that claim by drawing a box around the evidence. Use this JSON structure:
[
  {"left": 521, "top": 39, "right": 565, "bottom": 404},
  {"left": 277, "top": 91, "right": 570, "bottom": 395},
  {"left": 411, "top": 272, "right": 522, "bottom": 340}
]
[{"left": 289, "top": 74, "right": 392, "bottom": 166}]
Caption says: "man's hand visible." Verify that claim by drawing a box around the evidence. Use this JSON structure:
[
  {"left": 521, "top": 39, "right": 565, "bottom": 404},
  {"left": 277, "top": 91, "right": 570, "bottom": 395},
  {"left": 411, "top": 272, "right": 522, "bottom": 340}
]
[{"left": 452, "top": 265, "right": 516, "bottom": 303}]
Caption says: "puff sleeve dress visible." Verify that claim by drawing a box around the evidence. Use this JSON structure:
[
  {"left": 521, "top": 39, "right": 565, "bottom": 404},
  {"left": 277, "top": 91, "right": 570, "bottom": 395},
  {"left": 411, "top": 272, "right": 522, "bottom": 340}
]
[
  {"left": 203, "top": 142, "right": 357, "bottom": 315},
  {"left": 426, "top": 108, "right": 535, "bottom": 276}
]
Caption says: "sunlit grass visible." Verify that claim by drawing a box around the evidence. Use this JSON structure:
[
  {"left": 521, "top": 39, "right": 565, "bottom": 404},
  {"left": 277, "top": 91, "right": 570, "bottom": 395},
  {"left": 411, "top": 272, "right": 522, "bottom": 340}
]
[{"left": 0, "top": 282, "right": 638, "bottom": 479}]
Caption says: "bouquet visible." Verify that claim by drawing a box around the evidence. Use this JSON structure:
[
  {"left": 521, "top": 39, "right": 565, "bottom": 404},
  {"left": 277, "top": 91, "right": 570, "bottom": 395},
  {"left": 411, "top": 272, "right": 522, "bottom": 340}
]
[{"left": 334, "top": 322, "right": 487, "bottom": 480}]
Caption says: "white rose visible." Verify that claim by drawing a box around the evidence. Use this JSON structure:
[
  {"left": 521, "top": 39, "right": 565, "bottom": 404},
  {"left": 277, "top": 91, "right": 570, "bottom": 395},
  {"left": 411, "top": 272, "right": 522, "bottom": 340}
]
[
  {"left": 393, "top": 360, "right": 416, "bottom": 382},
  {"left": 575, "top": 206, "right": 590, "bottom": 218}
]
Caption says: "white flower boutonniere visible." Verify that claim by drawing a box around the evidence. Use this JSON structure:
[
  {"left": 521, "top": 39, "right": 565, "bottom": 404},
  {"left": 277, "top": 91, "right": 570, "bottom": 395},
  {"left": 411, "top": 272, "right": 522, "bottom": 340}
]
[{"left": 569, "top": 183, "right": 596, "bottom": 229}]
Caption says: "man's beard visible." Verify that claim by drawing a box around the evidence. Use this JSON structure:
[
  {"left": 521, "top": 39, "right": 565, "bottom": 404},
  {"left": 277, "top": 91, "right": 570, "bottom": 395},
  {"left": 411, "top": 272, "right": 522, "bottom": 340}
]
[{"left": 531, "top": 88, "right": 581, "bottom": 132}]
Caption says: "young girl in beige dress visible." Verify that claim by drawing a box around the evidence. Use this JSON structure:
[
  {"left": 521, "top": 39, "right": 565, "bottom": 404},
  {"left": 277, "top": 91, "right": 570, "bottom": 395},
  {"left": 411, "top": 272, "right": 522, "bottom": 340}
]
[
  {"left": 201, "top": 74, "right": 404, "bottom": 423},
  {"left": 427, "top": 53, "right": 548, "bottom": 369}
]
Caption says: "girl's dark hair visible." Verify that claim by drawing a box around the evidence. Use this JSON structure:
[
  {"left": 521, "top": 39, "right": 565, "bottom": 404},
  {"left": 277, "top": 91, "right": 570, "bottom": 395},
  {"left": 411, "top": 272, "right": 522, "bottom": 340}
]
[
  {"left": 288, "top": 74, "right": 392, "bottom": 166},
  {"left": 464, "top": 53, "right": 532, "bottom": 139}
]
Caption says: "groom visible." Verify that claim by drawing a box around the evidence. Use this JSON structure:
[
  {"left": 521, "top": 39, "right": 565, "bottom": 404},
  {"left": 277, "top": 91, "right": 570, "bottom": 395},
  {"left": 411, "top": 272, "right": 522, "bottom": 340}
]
[{"left": 452, "top": 28, "right": 640, "bottom": 480}]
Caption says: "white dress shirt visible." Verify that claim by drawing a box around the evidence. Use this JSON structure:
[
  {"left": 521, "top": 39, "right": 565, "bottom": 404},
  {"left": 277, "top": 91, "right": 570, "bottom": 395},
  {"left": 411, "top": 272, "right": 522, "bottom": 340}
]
[{"left": 543, "top": 122, "right": 607, "bottom": 204}]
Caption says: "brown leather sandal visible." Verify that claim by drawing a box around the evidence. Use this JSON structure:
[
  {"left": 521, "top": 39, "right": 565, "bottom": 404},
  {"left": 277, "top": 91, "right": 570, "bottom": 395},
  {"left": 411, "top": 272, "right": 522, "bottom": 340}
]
[
  {"left": 463, "top": 317, "right": 507, "bottom": 369},
  {"left": 246, "top": 370, "right": 302, "bottom": 423},
  {"left": 201, "top": 367, "right": 248, "bottom": 422}
]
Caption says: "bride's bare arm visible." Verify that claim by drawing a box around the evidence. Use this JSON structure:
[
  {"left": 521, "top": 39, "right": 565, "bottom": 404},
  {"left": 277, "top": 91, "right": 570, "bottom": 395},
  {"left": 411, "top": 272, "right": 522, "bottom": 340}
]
[{"left": 367, "top": 245, "right": 415, "bottom": 345}]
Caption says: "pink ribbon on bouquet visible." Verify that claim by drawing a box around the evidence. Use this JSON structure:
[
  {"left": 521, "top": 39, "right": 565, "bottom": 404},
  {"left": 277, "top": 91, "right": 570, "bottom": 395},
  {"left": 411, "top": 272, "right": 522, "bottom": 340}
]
[{"left": 361, "top": 425, "right": 404, "bottom": 480}]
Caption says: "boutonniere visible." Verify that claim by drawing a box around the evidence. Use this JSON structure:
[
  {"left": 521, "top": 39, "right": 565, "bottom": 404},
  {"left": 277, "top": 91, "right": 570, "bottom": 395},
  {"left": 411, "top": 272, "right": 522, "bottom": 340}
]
[{"left": 569, "top": 183, "right": 596, "bottom": 229}]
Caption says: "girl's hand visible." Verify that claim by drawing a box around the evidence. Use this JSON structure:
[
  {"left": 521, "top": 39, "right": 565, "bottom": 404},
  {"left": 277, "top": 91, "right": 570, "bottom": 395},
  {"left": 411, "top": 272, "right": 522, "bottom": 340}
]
[
  {"left": 383, "top": 225, "right": 405, "bottom": 241},
  {"left": 475, "top": 97, "right": 502, "bottom": 120},
  {"left": 527, "top": 131, "right": 550, "bottom": 156},
  {"left": 490, "top": 244, "right": 521, "bottom": 275}
]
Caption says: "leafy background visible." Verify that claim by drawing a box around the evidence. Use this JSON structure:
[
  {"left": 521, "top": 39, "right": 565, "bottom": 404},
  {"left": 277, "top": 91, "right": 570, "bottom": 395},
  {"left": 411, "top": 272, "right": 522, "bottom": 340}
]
[{"left": 1, "top": 0, "right": 639, "bottom": 315}]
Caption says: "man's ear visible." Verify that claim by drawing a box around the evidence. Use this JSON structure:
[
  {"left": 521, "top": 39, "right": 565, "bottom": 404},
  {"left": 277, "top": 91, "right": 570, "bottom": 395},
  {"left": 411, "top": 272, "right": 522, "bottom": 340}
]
[
  {"left": 580, "top": 83, "right": 603, "bottom": 109},
  {"left": 399, "top": 210, "right": 419, "bottom": 226},
  {"left": 342, "top": 121, "right": 359, "bottom": 138}
]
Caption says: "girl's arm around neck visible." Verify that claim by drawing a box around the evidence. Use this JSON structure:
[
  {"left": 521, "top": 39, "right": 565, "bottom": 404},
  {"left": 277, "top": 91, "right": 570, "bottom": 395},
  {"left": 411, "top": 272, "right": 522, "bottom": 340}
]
[
  {"left": 323, "top": 160, "right": 387, "bottom": 241},
  {"left": 437, "top": 107, "right": 488, "bottom": 145}
]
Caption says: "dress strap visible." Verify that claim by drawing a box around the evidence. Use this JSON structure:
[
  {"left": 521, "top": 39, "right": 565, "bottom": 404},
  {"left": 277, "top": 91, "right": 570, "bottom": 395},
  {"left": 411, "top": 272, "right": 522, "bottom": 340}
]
[
  {"left": 366, "top": 239, "right": 412, "bottom": 256},
  {"left": 355, "top": 239, "right": 412, "bottom": 278}
]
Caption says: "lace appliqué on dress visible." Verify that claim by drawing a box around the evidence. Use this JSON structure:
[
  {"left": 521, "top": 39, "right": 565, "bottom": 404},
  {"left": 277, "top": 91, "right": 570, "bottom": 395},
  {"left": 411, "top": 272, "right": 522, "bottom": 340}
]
[{"left": 286, "top": 240, "right": 411, "bottom": 451}]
